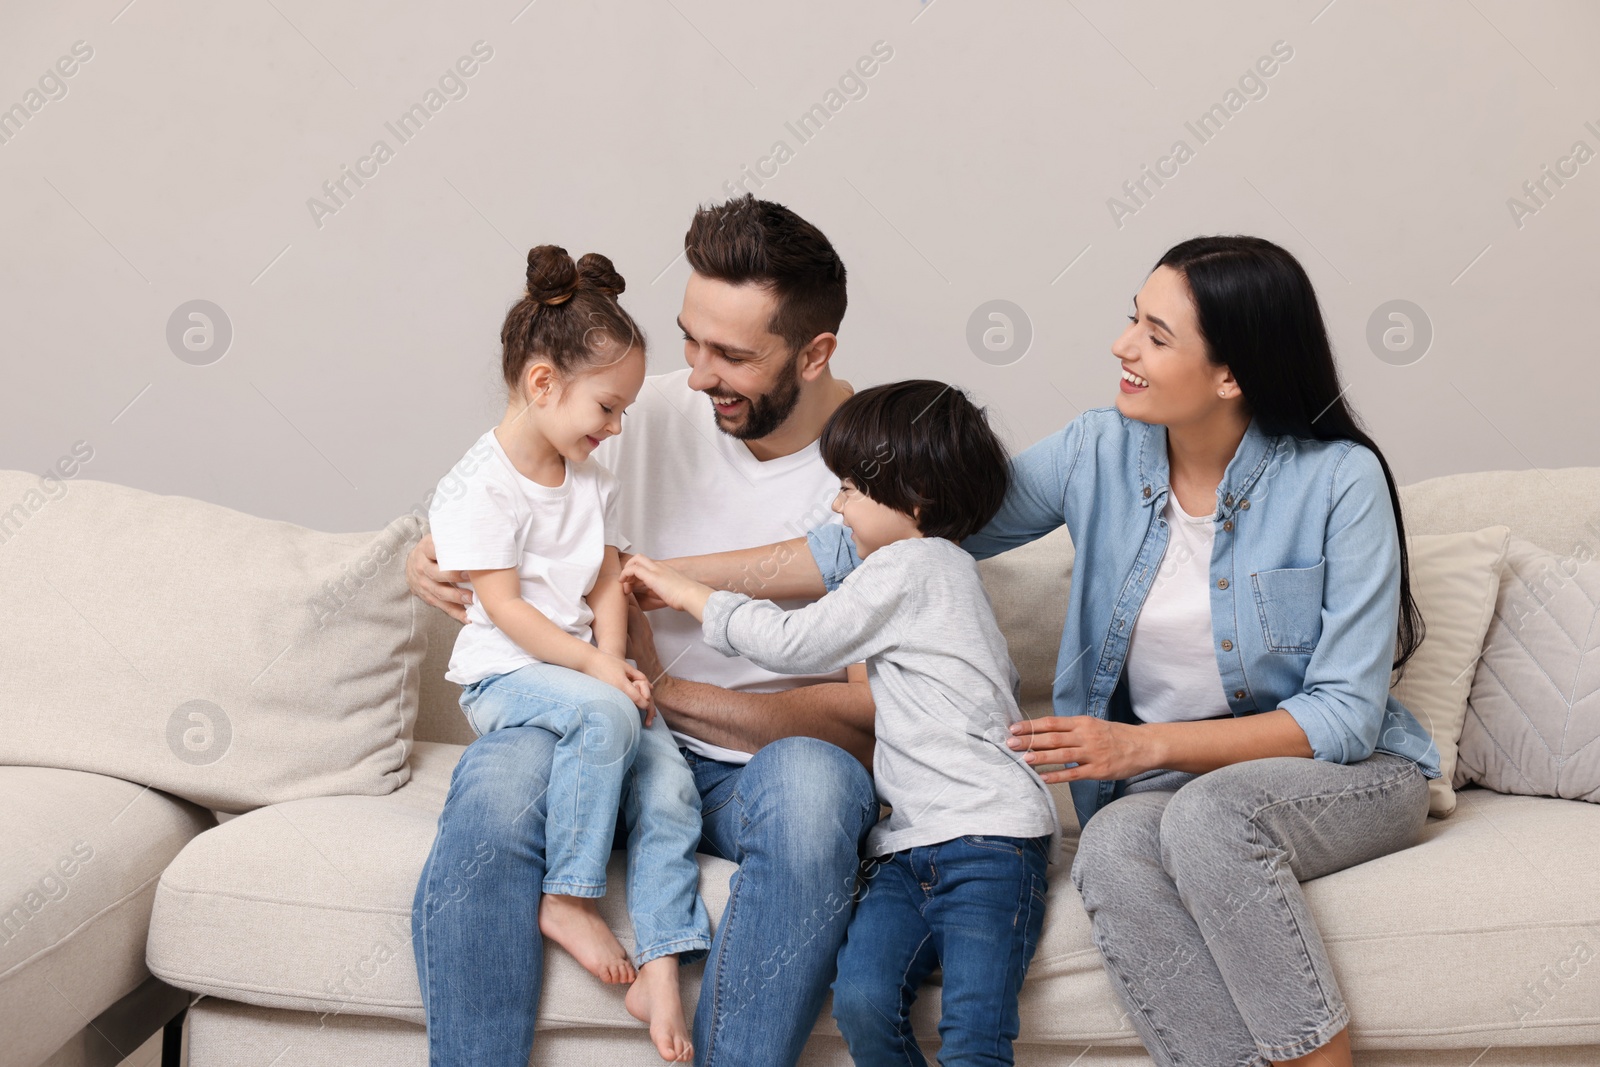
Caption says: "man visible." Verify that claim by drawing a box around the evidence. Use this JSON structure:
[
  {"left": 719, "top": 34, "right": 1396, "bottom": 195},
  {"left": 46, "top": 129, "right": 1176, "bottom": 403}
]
[{"left": 408, "top": 195, "right": 878, "bottom": 1066}]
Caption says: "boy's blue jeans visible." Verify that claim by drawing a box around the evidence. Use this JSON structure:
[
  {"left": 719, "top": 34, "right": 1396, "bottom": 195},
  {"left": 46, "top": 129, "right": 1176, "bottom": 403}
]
[
  {"left": 831, "top": 834, "right": 1051, "bottom": 1067},
  {"left": 451, "top": 663, "right": 709, "bottom": 965}
]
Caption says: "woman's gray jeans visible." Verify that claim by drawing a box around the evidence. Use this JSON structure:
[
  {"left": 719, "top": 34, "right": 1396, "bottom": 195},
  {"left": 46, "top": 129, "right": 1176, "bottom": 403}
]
[{"left": 1069, "top": 752, "right": 1430, "bottom": 1066}]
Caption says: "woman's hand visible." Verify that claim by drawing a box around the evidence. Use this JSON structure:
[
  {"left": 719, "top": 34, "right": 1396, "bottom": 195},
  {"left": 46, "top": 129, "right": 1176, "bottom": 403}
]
[
  {"left": 407, "top": 533, "right": 473, "bottom": 623},
  {"left": 1007, "top": 715, "right": 1160, "bottom": 784},
  {"left": 582, "top": 651, "right": 656, "bottom": 723},
  {"left": 619, "top": 555, "right": 714, "bottom": 621}
]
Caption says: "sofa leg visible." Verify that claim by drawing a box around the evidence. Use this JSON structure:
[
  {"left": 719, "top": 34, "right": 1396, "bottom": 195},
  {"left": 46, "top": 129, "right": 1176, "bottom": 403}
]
[{"left": 162, "top": 1007, "right": 187, "bottom": 1067}]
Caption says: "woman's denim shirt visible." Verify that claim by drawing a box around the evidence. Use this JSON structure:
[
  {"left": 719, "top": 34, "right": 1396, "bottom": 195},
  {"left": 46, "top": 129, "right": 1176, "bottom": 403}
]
[{"left": 808, "top": 407, "right": 1441, "bottom": 829}]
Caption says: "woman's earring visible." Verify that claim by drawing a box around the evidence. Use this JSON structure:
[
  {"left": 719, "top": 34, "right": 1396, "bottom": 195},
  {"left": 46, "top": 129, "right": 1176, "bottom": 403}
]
[{"left": 1219, "top": 389, "right": 1228, "bottom": 398}]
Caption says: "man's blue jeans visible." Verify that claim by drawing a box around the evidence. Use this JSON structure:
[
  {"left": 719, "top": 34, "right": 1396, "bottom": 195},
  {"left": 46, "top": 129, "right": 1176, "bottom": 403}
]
[
  {"left": 831, "top": 834, "right": 1051, "bottom": 1067},
  {"left": 685, "top": 740, "right": 877, "bottom": 1065},
  {"left": 413, "top": 666, "right": 711, "bottom": 1067},
  {"left": 412, "top": 724, "right": 875, "bottom": 1066}
]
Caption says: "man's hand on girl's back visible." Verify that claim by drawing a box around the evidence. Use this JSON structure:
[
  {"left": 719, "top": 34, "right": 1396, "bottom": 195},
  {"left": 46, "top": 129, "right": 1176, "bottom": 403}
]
[{"left": 407, "top": 533, "right": 474, "bottom": 623}]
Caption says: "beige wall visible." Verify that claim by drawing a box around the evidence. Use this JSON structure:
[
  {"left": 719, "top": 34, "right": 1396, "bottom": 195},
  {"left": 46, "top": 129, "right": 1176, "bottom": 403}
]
[{"left": 1, "top": 0, "right": 1596, "bottom": 532}]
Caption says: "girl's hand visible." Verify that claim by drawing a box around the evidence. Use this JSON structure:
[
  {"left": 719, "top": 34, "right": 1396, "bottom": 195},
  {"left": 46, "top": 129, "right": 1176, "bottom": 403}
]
[
  {"left": 584, "top": 652, "right": 654, "bottom": 718},
  {"left": 624, "top": 663, "right": 658, "bottom": 727},
  {"left": 1006, "top": 716, "right": 1157, "bottom": 784},
  {"left": 619, "top": 555, "right": 713, "bottom": 620}
]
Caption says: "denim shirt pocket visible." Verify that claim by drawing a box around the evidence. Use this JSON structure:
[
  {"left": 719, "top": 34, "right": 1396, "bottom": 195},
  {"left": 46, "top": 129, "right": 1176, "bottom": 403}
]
[{"left": 1249, "top": 559, "right": 1325, "bottom": 653}]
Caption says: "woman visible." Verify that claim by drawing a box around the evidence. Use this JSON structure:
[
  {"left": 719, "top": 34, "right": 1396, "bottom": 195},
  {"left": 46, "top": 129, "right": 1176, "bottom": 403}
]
[{"left": 670, "top": 235, "right": 1441, "bottom": 1066}]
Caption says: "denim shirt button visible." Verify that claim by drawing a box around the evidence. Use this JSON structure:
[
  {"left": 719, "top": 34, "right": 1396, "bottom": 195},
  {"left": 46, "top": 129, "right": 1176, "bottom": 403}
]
[
  {"left": 1221, "top": 639, "right": 1233, "bottom": 651},
  {"left": 1223, "top": 520, "right": 1233, "bottom": 532},
  {"left": 1224, "top": 493, "right": 1235, "bottom": 506},
  {"left": 1142, "top": 485, "right": 1151, "bottom": 498},
  {"left": 1240, "top": 499, "right": 1250, "bottom": 509},
  {"left": 1217, "top": 578, "right": 1229, "bottom": 589},
  {"left": 1234, "top": 689, "right": 1246, "bottom": 700}
]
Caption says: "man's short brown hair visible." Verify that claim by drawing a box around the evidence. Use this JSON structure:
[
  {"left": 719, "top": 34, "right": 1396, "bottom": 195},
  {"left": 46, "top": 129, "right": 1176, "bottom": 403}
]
[{"left": 684, "top": 195, "right": 847, "bottom": 353}]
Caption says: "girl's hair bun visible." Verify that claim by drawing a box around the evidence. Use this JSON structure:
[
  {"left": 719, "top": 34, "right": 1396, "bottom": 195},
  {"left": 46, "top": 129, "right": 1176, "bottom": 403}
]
[
  {"left": 501, "top": 242, "right": 645, "bottom": 388},
  {"left": 576, "top": 252, "right": 626, "bottom": 298},
  {"left": 525, "top": 245, "right": 578, "bottom": 306}
]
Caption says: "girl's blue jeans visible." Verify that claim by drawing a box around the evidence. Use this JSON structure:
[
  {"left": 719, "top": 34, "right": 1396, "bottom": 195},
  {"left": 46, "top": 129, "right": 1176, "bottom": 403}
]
[{"left": 454, "top": 662, "right": 710, "bottom": 966}]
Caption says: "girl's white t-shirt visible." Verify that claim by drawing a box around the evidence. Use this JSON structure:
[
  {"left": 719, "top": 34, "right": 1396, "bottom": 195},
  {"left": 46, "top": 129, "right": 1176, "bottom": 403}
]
[
  {"left": 1125, "top": 494, "right": 1233, "bottom": 724},
  {"left": 428, "top": 428, "right": 628, "bottom": 686}
]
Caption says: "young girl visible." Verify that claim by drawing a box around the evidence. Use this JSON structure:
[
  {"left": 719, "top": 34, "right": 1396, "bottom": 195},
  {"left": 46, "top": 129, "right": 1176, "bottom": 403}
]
[
  {"left": 424, "top": 245, "right": 708, "bottom": 1063},
  {"left": 621, "top": 380, "right": 1060, "bottom": 1067}
]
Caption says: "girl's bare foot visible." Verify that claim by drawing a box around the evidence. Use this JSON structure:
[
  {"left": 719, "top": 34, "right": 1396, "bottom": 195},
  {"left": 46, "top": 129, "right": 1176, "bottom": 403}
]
[
  {"left": 538, "top": 894, "right": 636, "bottom": 984},
  {"left": 625, "top": 956, "right": 693, "bottom": 1062}
]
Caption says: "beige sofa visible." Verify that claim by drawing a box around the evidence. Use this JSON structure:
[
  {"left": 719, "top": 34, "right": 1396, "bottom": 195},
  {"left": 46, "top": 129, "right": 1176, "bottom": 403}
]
[{"left": 2, "top": 465, "right": 1597, "bottom": 1067}]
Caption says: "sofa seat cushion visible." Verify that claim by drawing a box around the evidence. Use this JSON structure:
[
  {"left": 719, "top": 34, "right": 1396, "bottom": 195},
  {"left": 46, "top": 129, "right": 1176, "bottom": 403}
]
[
  {"left": 147, "top": 741, "right": 739, "bottom": 1031},
  {"left": 183, "top": 997, "right": 1600, "bottom": 1067},
  {"left": 148, "top": 743, "right": 1600, "bottom": 1049},
  {"left": 0, "top": 767, "right": 213, "bottom": 1067},
  {"left": 1020, "top": 785, "right": 1600, "bottom": 1049}
]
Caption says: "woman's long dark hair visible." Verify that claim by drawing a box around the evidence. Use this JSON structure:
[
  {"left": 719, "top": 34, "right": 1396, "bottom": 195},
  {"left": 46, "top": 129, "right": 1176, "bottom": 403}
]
[{"left": 1156, "top": 236, "right": 1423, "bottom": 674}]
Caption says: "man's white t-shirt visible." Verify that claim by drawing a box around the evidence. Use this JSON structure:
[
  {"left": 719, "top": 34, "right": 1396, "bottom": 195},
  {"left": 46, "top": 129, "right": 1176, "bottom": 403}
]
[
  {"left": 429, "top": 428, "right": 629, "bottom": 687},
  {"left": 1125, "top": 494, "right": 1232, "bottom": 723},
  {"left": 593, "top": 368, "right": 848, "bottom": 765}
]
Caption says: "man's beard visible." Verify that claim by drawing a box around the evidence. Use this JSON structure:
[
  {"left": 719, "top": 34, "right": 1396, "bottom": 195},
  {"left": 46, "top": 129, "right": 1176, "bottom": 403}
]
[{"left": 708, "top": 354, "right": 802, "bottom": 440}]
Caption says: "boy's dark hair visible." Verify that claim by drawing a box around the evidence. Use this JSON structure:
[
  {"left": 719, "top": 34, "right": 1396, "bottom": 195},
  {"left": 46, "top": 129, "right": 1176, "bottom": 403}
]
[
  {"left": 683, "top": 194, "right": 847, "bottom": 354},
  {"left": 819, "top": 380, "right": 1010, "bottom": 543}
]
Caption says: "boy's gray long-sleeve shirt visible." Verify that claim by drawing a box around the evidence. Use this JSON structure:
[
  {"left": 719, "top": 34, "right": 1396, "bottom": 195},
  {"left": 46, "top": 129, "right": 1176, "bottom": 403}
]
[{"left": 702, "top": 536, "right": 1060, "bottom": 860}]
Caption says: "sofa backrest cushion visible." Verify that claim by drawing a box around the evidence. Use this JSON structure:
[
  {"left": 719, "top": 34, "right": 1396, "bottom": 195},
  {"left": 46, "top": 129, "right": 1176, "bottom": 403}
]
[
  {"left": 0, "top": 472, "right": 426, "bottom": 813},
  {"left": 977, "top": 527, "right": 1075, "bottom": 720},
  {"left": 417, "top": 606, "right": 473, "bottom": 746},
  {"left": 1397, "top": 466, "right": 1599, "bottom": 556}
]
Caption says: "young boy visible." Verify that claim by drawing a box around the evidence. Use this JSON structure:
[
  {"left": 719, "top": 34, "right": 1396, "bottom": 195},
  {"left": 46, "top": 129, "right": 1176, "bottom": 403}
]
[{"left": 620, "top": 379, "right": 1058, "bottom": 1066}]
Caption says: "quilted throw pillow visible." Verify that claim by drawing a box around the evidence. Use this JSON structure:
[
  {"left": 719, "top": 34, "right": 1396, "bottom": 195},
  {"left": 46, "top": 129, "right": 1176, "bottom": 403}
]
[{"left": 1456, "top": 536, "right": 1599, "bottom": 802}]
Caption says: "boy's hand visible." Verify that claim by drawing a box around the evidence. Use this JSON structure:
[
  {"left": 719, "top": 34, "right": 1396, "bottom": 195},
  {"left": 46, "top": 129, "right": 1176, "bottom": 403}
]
[
  {"left": 619, "top": 555, "right": 714, "bottom": 621},
  {"left": 618, "top": 552, "right": 668, "bottom": 612},
  {"left": 583, "top": 651, "right": 655, "bottom": 721}
]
